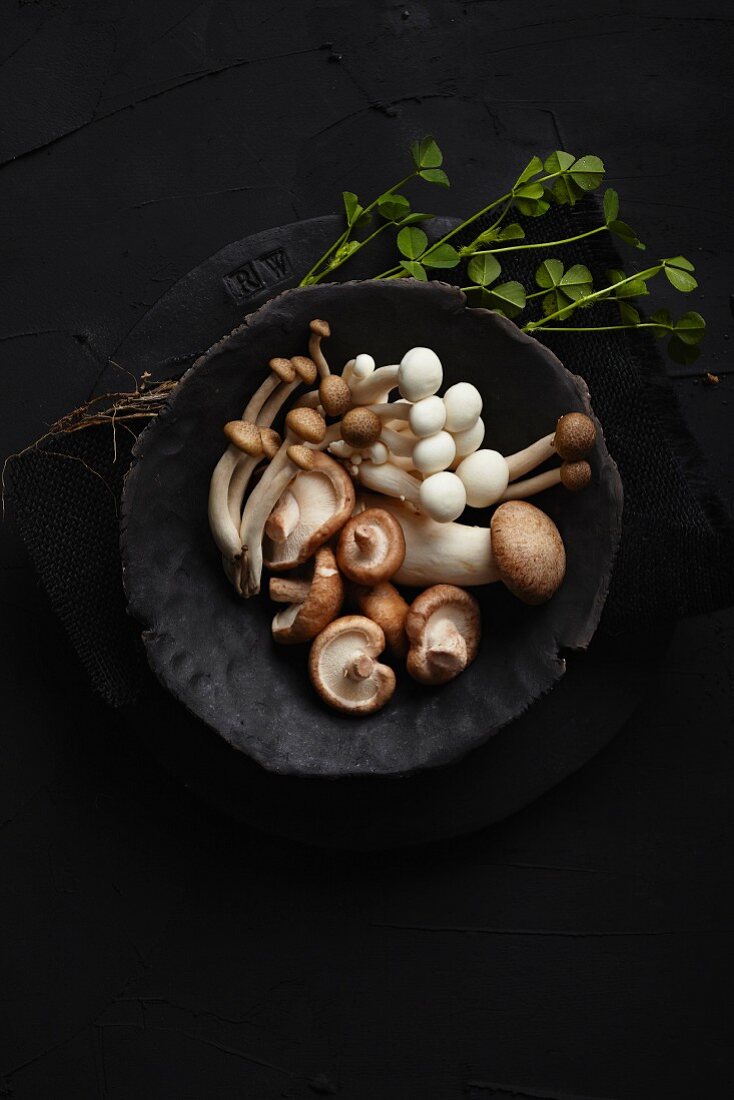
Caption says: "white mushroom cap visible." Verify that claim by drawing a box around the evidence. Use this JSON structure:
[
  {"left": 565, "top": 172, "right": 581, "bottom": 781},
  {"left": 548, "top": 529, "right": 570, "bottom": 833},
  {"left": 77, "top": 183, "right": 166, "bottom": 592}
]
[
  {"left": 408, "top": 395, "right": 447, "bottom": 438},
  {"left": 442, "top": 382, "right": 483, "bottom": 433},
  {"left": 353, "top": 353, "right": 376, "bottom": 380},
  {"left": 452, "top": 416, "right": 485, "bottom": 458},
  {"left": 455, "top": 449, "right": 509, "bottom": 508},
  {"left": 309, "top": 615, "right": 396, "bottom": 715},
  {"left": 412, "top": 430, "right": 456, "bottom": 475},
  {"left": 398, "top": 347, "right": 443, "bottom": 402},
  {"left": 419, "top": 471, "right": 467, "bottom": 523}
]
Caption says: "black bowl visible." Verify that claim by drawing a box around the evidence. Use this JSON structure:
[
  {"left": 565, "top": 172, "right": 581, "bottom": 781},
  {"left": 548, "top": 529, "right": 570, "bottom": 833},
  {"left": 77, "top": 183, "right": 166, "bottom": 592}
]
[{"left": 121, "top": 280, "right": 622, "bottom": 778}]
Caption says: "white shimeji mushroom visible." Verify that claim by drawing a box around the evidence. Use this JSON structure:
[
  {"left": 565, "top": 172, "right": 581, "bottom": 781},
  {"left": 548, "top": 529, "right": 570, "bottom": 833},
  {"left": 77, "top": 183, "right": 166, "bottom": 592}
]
[
  {"left": 442, "top": 382, "right": 483, "bottom": 433},
  {"left": 347, "top": 346, "right": 443, "bottom": 406}
]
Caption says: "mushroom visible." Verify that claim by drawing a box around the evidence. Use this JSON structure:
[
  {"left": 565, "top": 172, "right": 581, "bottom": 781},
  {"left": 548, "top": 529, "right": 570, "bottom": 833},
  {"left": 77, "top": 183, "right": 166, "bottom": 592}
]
[
  {"left": 336, "top": 508, "right": 406, "bottom": 584},
  {"left": 358, "top": 494, "right": 566, "bottom": 603},
  {"left": 419, "top": 471, "right": 467, "bottom": 523},
  {"left": 406, "top": 585, "right": 481, "bottom": 685},
  {"left": 269, "top": 546, "right": 344, "bottom": 645},
  {"left": 308, "top": 320, "right": 332, "bottom": 378},
  {"left": 452, "top": 416, "right": 485, "bottom": 459},
  {"left": 455, "top": 450, "right": 509, "bottom": 508},
  {"left": 209, "top": 356, "right": 317, "bottom": 560},
  {"left": 442, "top": 382, "right": 483, "bottom": 433},
  {"left": 223, "top": 419, "right": 263, "bottom": 456},
  {"left": 263, "top": 450, "right": 356, "bottom": 572},
  {"left": 309, "top": 615, "right": 396, "bottom": 715},
  {"left": 499, "top": 459, "right": 592, "bottom": 501},
  {"left": 352, "top": 581, "right": 410, "bottom": 658},
  {"left": 455, "top": 412, "right": 595, "bottom": 508},
  {"left": 238, "top": 408, "right": 330, "bottom": 596},
  {"left": 319, "top": 374, "right": 352, "bottom": 418},
  {"left": 490, "top": 501, "right": 566, "bottom": 604},
  {"left": 412, "top": 430, "right": 456, "bottom": 475},
  {"left": 356, "top": 462, "right": 423, "bottom": 507},
  {"left": 408, "top": 395, "right": 447, "bottom": 438},
  {"left": 504, "top": 412, "right": 596, "bottom": 480},
  {"left": 348, "top": 346, "right": 443, "bottom": 405},
  {"left": 343, "top": 353, "right": 375, "bottom": 388},
  {"left": 340, "top": 407, "right": 383, "bottom": 449}
]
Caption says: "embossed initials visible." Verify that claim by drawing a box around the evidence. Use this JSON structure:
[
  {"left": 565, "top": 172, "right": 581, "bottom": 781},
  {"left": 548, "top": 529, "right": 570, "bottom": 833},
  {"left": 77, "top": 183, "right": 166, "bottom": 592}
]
[{"left": 223, "top": 247, "right": 292, "bottom": 302}]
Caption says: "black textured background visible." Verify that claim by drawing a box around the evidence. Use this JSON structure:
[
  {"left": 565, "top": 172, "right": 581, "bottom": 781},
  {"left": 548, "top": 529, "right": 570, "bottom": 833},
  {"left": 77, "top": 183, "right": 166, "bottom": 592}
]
[{"left": 1, "top": 2, "right": 733, "bottom": 1097}]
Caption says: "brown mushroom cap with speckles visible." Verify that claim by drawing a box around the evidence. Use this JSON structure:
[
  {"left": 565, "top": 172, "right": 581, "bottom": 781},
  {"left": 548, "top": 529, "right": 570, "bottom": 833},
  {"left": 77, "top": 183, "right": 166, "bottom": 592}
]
[
  {"left": 490, "top": 501, "right": 566, "bottom": 605},
  {"left": 224, "top": 420, "right": 262, "bottom": 456},
  {"left": 285, "top": 406, "right": 326, "bottom": 444},
  {"left": 270, "top": 546, "right": 344, "bottom": 645},
  {"left": 554, "top": 413, "right": 596, "bottom": 462},
  {"left": 319, "top": 375, "right": 352, "bottom": 418},
  {"left": 340, "top": 407, "right": 382, "bottom": 449},
  {"left": 337, "top": 508, "right": 406, "bottom": 585},
  {"left": 560, "top": 460, "right": 592, "bottom": 491}
]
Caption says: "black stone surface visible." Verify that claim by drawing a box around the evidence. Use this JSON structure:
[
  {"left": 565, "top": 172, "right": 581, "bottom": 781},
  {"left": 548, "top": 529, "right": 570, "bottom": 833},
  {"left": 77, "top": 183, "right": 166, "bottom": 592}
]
[
  {"left": 1, "top": 2, "right": 733, "bottom": 1097},
  {"left": 121, "top": 280, "right": 622, "bottom": 777}
]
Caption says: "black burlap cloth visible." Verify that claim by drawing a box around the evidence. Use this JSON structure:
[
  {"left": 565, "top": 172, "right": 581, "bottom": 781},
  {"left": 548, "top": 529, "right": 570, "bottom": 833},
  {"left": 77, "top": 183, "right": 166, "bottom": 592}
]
[{"left": 7, "top": 198, "right": 734, "bottom": 707}]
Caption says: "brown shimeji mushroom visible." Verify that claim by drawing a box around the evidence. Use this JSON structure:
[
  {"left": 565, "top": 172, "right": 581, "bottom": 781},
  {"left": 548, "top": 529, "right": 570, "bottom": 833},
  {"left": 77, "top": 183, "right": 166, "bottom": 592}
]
[
  {"left": 263, "top": 451, "right": 355, "bottom": 572},
  {"left": 406, "top": 585, "right": 481, "bottom": 685},
  {"left": 308, "top": 319, "right": 332, "bottom": 378},
  {"left": 319, "top": 375, "right": 352, "bottom": 418},
  {"left": 269, "top": 546, "right": 344, "bottom": 645},
  {"left": 352, "top": 581, "right": 410, "bottom": 658},
  {"left": 309, "top": 615, "right": 396, "bottom": 715},
  {"left": 238, "top": 408, "right": 331, "bottom": 597},
  {"left": 358, "top": 495, "right": 566, "bottom": 604},
  {"left": 340, "top": 407, "right": 383, "bottom": 450},
  {"left": 209, "top": 355, "right": 317, "bottom": 563},
  {"left": 336, "top": 508, "right": 406, "bottom": 585}
]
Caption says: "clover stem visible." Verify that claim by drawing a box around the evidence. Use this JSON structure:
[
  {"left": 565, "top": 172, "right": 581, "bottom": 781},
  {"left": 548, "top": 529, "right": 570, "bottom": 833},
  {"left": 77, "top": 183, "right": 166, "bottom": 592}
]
[
  {"left": 525, "top": 265, "right": 663, "bottom": 329},
  {"left": 471, "top": 224, "right": 608, "bottom": 257},
  {"left": 300, "top": 171, "right": 420, "bottom": 285}
]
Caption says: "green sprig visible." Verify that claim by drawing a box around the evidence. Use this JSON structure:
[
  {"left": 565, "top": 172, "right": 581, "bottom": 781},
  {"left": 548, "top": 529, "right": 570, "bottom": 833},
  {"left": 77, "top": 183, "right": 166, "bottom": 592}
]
[{"left": 301, "top": 138, "right": 706, "bottom": 364}]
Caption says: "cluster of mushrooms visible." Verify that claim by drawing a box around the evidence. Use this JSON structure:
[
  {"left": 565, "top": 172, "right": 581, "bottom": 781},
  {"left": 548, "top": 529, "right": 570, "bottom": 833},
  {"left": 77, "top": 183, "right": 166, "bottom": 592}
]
[{"left": 209, "top": 320, "right": 596, "bottom": 716}]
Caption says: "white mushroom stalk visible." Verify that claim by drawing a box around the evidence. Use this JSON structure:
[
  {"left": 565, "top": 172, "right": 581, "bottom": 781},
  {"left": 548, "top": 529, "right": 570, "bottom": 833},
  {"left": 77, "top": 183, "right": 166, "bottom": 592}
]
[
  {"left": 357, "top": 494, "right": 566, "bottom": 604},
  {"left": 208, "top": 355, "right": 315, "bottom": 560},
  {"left": 238, "top": 407, "right": 328, "bottom": 597}
]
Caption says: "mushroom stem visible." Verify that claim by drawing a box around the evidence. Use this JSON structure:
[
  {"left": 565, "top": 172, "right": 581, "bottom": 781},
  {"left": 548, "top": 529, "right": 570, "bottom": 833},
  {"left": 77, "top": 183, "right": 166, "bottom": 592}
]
[
  {"left": 499, "top": 467, "right": 562, "bottom": 500},
  {"left": 505, "top": 434, "right": 555, "bottom": 480},
  {"left": 426, "top": 624, "right": 468, "bottom": 678},
  {"left": 504, "top": 414, "right": 596, "bottom": 481},
  {"left": 348, "top": 365, "right": 400, "bottom": 405},
  {"left": 269, "top": 577, "right": 312, "bottom": 604},
  {"left": 345, "top": 652, "right": 375, "bottom": 681},
  {"left": 309, "top": 320, "right": 331, "bottom": 378},
  {"left": 379, "top": 426, "right": 418, "bottom": 458},
  {"left": 367, "top": 402, "right": 412, "bottom": 421},
  {"left": 209, "top": 370, "right": 304, "bottom": 560},
  {"left": 264, "top": 489, "right": 300, "bottom": 542},
  {"left": 356, "top": 462, "right": 422, "bottom": 506},
  {"left": 354, "top": 523, "right": 376, "bottom": 553},
  {"left": 239, "top": 450, "right": 298, "bottom": 596},
  {"left": 358, "top": 494, "right": 499, "bottom": 587}
]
